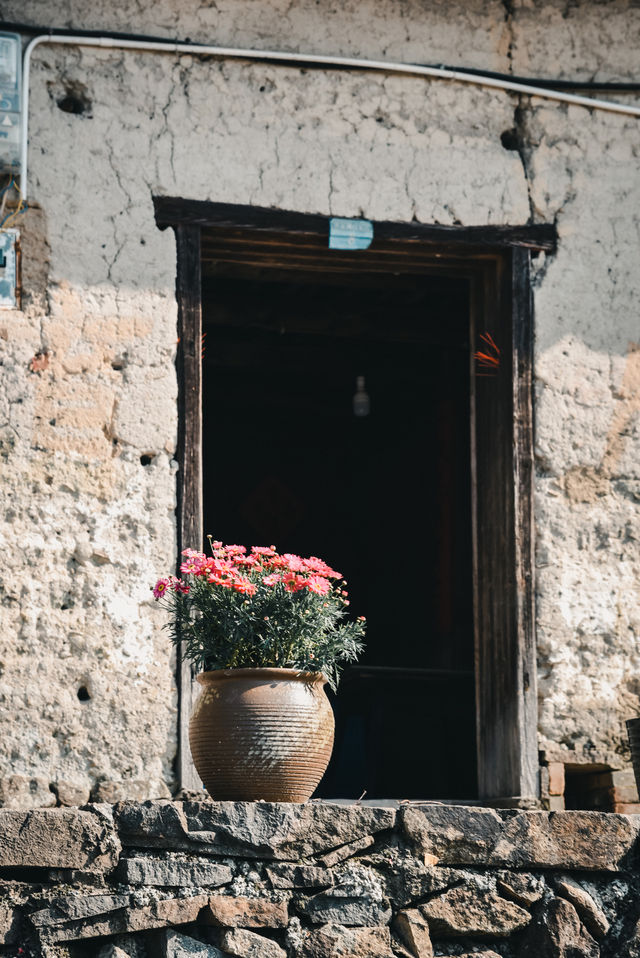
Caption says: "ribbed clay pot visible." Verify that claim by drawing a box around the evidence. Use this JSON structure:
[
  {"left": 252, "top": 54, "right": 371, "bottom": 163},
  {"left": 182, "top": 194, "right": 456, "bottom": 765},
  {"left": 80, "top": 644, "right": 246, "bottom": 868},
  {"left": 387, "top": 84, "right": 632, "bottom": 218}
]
[{"left": 189, "top": 668, "right": 335, "bottom": 802}]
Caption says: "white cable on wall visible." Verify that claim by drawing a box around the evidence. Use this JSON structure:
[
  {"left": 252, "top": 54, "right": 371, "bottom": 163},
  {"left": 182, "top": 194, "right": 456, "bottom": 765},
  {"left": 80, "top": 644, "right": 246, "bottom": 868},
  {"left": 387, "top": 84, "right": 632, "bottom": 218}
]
[{"left": 20, "top": 32, "right": 640, "bottom": 201}]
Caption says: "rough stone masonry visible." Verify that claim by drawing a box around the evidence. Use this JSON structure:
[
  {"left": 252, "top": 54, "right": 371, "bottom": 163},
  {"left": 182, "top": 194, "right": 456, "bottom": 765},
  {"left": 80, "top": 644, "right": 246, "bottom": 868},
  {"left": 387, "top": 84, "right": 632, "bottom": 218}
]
[
  {"left": 0, "top": 0, "right": 639, "bottom": 802},
  {"left": 1, "top": 800, "right": 640, "bottom": 957}
]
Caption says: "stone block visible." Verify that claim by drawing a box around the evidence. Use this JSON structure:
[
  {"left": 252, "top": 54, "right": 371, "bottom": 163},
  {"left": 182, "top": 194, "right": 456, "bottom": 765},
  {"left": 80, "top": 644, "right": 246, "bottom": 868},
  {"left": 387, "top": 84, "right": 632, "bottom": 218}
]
[
  {"left": 299, "top": 881, "right": 391, "bottom": 927},
  {"left": 0, "top": 808, "right": 120, "bottom": 872},
  {"left": 402, "top": 805, "right": 640, "bottom": 870},
  {"left": 115, "top": 801, "right": 395, "bottom": 859},
  {"left": 496, "top": 871, "right": 545, "bottom": 906},
  {"left": 555, "top": 878, "right": 610, "bottom": 940},
  {"left": 161, "top": 928, "right": 226, "bottom": 957},
  {"left": 216, "top": 927, "right": 286, "bottom": 958},
  {"left": 361, "top": 846, "right": 453, "bottom": 908},
  {"left": 267, "top": 864, "right": 334, "bottom": 890},
  {"left": 30, "top": 894, "right": 131, "bottom": 927},
  {"left": 519, "top": 897, "right": 599, "bottom": 957},
  {"left": 0, "top": 898, "right": 20, "bottom": 945},
  {"left": 394, "top": 908, "right": 433, "bottom": 957},
  {"left": 119, "top": 855, "right": 232, "bottom": 888},
  {"left": 420, "top": 885, "right": 531, "bottom": 937},
  {"left": 32, "top": 895, "right": 209, "bottom": 943},
  {"left": 203, "top": 895, "right": 288, "bottom": 928},
  {"left": 97, "top": 946, "right": 136, "bottom": 958},
  {"left": 301, "top": 922, "right": 393, "bottom": 957},
  {"left": 317, "top": 835, "right": 374, "bottom": 867},
  {"left": 52, "top": 781, "right": 92, "bottom": 807}
]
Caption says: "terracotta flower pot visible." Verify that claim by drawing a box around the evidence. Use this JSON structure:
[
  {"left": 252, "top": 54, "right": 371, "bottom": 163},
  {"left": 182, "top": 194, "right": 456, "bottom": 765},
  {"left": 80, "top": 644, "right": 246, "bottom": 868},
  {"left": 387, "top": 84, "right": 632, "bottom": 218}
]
[{"left": 189, "top": 667, "right": 335, "bottom": 802}]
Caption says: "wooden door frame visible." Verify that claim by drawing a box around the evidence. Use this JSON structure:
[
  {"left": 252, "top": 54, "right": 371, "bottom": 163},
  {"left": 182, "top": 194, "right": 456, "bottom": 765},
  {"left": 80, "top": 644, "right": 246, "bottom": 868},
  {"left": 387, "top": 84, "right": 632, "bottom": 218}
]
[{"left": 155, "top": 196, "right": 555, "bottom": 802}]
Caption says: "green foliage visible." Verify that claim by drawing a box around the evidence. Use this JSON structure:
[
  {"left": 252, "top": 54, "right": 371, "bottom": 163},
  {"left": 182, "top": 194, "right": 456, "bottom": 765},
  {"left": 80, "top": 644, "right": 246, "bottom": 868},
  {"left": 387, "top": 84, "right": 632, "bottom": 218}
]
[{"left": 154, "top": 544, "right": 365, "bottom": 691}]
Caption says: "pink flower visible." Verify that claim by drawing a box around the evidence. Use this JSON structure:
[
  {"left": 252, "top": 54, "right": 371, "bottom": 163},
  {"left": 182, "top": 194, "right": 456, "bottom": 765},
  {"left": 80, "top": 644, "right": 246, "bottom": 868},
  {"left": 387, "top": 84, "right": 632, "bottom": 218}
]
[
  {"left": 234, "top": 577, "right": 256, "bottom": 595},
  {"left": 283, "top": 553, "right": 305, "bottom": 572},
  {"left": 225, "top": 544, "right": 247, "bottom": 555},
  {"left": 303, "top": 557, "right": 341, "bottom": 578},
  {"left": 306, "top": 575, "right": 331, "bottom": 596},
  {"left": 252, "top": 545, "right": 277, "bottom": 556},
  {"left": 211, "top": 559, "right": 236, "bottom": 576},
  {"left": 153, "top": 578, "right": 170, "bottom": 599},
  {"left": 207, "top": 575, "right": 234, "bottom": 588},
  {"left": 283, "top": 573, "right": 307, "bottom": 592},
  {"left": 262, "top": 573, "right": 281, "bottom": 586},
  {"left": 172, "top": 578, "right": 190, "bottom": 595}
]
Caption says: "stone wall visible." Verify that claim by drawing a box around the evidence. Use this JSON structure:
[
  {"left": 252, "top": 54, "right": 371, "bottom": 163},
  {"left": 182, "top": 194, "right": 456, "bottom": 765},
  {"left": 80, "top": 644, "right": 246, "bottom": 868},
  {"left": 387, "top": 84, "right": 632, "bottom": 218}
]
[
  {"left": 0, "top": 0, "right": 639, "bottom": 801},
  {"left": 1, "top": 801, "right": 640, "bottom": 957}
]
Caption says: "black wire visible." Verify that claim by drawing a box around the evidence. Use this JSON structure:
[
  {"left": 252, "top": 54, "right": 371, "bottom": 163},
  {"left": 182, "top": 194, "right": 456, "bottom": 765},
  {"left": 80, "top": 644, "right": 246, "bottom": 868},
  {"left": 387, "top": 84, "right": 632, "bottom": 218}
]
[{"left": 4, "top": 19, "right": 640, "bottom": 92}]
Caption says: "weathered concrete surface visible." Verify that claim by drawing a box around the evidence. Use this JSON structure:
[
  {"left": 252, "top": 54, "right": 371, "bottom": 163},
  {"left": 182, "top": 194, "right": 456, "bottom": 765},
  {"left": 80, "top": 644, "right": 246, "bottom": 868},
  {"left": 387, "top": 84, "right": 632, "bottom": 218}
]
[{"left": 0, "top": 0, "right": 638, "bottom": 799}]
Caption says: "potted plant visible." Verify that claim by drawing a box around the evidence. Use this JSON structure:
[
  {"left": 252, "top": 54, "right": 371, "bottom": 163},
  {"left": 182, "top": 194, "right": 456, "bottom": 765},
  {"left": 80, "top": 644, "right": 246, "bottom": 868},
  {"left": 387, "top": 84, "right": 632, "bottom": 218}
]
[{"left": 153, "top": 540, "right": 366, "bottom": 802}]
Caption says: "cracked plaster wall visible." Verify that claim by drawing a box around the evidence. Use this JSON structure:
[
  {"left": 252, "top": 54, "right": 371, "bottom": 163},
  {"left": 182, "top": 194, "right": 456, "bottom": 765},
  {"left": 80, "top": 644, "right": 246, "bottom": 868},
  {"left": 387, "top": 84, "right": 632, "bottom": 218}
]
[{"left": 0, "top": 0, "right": 639, "bottom": 804}]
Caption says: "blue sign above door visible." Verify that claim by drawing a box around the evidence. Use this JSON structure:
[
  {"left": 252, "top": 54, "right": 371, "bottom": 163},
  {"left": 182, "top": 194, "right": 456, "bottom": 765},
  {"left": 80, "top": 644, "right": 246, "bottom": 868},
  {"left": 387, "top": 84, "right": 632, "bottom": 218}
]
[{"left": 328, "top": 217, "right": 374, "bottom": 251}]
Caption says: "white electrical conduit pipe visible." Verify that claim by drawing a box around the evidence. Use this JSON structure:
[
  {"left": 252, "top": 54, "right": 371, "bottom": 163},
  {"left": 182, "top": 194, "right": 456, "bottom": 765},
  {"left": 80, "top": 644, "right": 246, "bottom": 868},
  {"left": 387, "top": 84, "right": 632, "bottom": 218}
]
[{"left": 20, "top": 32, "right": 640, "bottom": 201}]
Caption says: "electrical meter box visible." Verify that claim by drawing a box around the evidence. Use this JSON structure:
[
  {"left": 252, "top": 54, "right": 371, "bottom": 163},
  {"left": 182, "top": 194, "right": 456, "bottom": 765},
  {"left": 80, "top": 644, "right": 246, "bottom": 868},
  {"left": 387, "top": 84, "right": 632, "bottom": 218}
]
[{"left": 0, "top": 33, "right": 21, "bottom": 172}]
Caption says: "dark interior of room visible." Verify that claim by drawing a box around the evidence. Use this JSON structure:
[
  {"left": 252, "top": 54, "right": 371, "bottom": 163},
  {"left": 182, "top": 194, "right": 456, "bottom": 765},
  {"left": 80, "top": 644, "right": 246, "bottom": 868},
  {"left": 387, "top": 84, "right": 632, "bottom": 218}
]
[{"left": 201, "top": 262, "right": 477, "bottom": 799}]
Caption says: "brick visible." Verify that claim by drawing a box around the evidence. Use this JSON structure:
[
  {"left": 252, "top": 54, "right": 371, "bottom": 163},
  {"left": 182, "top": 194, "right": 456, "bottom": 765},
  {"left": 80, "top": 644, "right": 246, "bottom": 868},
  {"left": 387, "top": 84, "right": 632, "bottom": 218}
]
[{"left": 548, "top": 763, "right": 566, "bottom": 796}]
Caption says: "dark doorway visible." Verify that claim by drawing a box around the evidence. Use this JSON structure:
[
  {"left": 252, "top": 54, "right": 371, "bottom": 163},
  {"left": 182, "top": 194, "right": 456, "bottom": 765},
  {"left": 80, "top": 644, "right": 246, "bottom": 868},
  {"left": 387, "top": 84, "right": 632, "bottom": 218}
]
[
  {"left": 201, "top": 265, "right": 476, "bottom": 799},
  {"left": 157, "top": 197, "right": 547, "bottom": 803}
]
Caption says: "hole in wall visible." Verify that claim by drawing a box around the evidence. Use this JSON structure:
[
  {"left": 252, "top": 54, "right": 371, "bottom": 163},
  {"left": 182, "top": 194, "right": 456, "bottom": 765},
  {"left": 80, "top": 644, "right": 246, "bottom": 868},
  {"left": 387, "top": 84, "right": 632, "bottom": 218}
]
[
  {"left": 56, "top": 81, "right": 92, "bottom": 117},
  {"left": 564, "top": 764, "right": 613, "bottom": 810},
  {"left": 77, "top": 686, "right": 91, "bottom": 702},
  {"left": 140, "top": 454, "right": 154, "bottom": 466},
  {"left": 500, "top": 128, "right": 520, "bottom": 151}
]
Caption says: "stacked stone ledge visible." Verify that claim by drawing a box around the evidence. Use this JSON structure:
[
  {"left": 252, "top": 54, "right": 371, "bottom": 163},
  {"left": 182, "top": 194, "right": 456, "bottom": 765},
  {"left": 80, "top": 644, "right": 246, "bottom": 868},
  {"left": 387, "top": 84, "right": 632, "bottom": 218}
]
[{"left": 0, "top": 802, "right": 639, "bottom": 957}]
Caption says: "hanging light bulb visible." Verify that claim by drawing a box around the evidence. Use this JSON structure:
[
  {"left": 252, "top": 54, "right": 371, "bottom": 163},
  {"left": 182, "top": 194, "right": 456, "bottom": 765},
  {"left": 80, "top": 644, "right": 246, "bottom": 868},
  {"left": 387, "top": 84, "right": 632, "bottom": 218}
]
[{"left": 353, "top": 375, "right": 370, "bottom": 417}]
